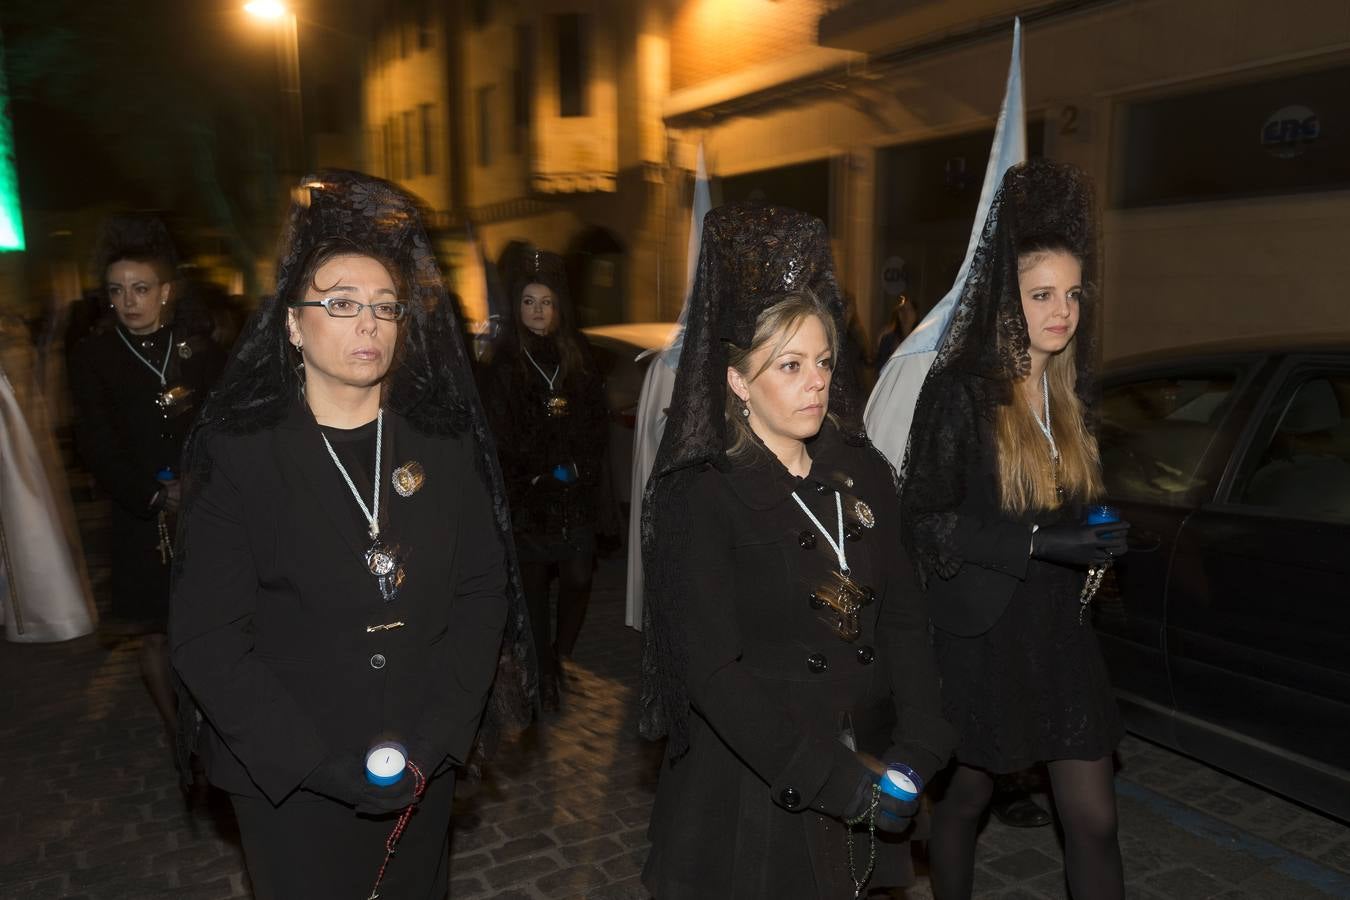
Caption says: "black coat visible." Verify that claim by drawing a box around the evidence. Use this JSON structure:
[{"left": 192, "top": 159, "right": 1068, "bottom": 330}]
[
  {"left": 68, "top": 324, "right": 225, "bottom": 624},
  {"left": 642, "top": 423, "right": 956, "bottom": 899},
  {"left": 169, "top": 402, "right": 509, "bottom": 805},
  {"left": 478, "top": 333, "right": 607, "bottom": 539}
]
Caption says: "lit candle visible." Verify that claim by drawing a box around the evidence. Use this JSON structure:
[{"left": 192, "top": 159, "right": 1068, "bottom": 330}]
[
  {"left": 880, "top": 763, "right": 922, "bottom": 802},
  {"left": 365, "top": 741, "right": 407, "bottom": 786}
]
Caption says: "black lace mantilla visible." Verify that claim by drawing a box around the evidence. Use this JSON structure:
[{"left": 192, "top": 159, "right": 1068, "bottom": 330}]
[
  {"left": 639, "top": 202, "right": 866, "bottom": 754},
  {"left": 172, "top": 170, "right": 535, "bottom": 781},
  {"left": 900, "top": 159, "right": 1102, "bottom": 586}
]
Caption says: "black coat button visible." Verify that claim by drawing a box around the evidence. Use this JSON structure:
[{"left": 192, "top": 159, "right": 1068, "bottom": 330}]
[
  {"left": 856, "top": 646, "right": 875, "bottom": 666},
  {"left": 806, "top": 653, "right": 828, "bottom": 674},
  {"left": 815, "top": 481, "right": 829, "bottom": 494},
  {"left": 780, "top": 787, "right": 802, "bottom": 809},
  {"left": 863, "top": 586, "right": 876, "bottom": 606},
  {"left": 809, "top": 591, "right": 826, "bottom": 610},
  {"left": 370, "top": 653, "right": 387, "bottom": 669},
  {"left": 798, "top": 530, "right": 817, "bottom": 550},
  {"left": 845, "top": 524, "right": 862, "bottom": 542}
]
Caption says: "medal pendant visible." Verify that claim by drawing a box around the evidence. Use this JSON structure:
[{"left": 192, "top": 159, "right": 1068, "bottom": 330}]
[
  {"left": 177, "top": 341, "right": 193, "bottom": 360},
  {"left": 392, "top": 461, "right": 426, "bottom": 498},
  {"left": 545, "top": 393, "right": 570, "bottom": 418},
  {"left": 812, "top": 572, "right": 873, "bottom": 642},
  {"left": 366, "top": 542, "right": 397, "bottom": 577}
]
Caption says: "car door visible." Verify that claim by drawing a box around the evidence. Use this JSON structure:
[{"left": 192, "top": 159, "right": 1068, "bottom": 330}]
[
  {"left": 1095, "top": 358, "right": 1263, "bottom": 734},
  {"left": 1166, "top": 355, "right": 1350, "bottom": 819}
]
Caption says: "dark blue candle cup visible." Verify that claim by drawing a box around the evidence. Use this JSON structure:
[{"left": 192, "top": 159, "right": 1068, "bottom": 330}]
[{"left": 1085, "top": 504, "right": 1121, "bottom": 526}]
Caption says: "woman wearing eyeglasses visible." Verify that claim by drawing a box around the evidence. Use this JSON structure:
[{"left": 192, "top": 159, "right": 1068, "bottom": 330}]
[
  {"left": 68, "top": 215, "right": 225, "bottom": 737},
  {"left": 170, "top": 173, "right": 530, "bottom": 899},
  {"left": 478, "top": 249, "right": 607, "bottom": 711}
]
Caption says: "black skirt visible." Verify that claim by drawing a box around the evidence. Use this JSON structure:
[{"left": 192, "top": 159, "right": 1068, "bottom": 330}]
[
  {"left": 932, "top": 559, "right": 1123, "bottom": 773},
  {"left": 229, "top": 772, "right": 455, "bottom": 900}
]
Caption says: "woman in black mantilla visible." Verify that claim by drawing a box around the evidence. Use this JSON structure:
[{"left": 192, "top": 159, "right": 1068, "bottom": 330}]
[
  {"left": 479, "top": 248, "right": 607, "bottom": 710},
  {"left": 899, "top": 160, "right": 1130, "bottom": 900},
  {"left": 640, "top": 203, "right": 956, "bottom": 899},
  {"left": 169, "top": 172, "right": 533, "bottom": 899},
  {"left": 68, "top": 215, "right": 225, "bottom": 733}
]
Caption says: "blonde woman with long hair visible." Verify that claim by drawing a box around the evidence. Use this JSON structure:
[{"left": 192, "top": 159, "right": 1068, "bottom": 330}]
[{"left": 899, "top": 160, "right": 1129, "bottom": 900}]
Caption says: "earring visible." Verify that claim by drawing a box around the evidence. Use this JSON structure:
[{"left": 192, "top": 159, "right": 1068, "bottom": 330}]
[{"left": 740, "top": 401, "right": 750, "bottom": 418}]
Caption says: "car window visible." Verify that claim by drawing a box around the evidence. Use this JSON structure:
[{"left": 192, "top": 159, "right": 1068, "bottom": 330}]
[
  {"left": 1230, "top": 373, "right": 1350, "bottom": 521},
  {"left": 1099, "top": 373, "right": 1239, "bottom": 506}
]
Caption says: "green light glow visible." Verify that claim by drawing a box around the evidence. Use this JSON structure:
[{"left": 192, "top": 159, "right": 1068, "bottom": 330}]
[{"left": 0, "top": 30, "right": 26, "bottom": 252}]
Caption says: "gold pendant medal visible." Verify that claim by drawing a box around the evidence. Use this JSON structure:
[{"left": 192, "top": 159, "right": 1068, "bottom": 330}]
[{"left": 545, "top": 393, "right": 570, "bottom": 418}]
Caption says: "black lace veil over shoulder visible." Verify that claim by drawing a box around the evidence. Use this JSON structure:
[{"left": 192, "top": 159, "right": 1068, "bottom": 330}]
[
  {"left": 173, "top": 170, "right": 534, "bottom": 778},
  {"left": 900, "top": 159, "right": 1101, "bottom": 585},
  {"left": 639, "top": 202, "right": 864, "bottom": 752}
]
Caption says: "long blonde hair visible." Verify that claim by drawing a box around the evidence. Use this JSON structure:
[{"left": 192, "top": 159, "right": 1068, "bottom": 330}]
[
  {"left": 725, "top": 290, "right": 839, "bottom": 460},
  {"left": 996, "top": 258, "right": 1103, "bottom": 514}
]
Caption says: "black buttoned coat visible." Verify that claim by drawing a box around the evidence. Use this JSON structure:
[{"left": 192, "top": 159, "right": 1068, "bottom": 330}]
[
  {"left": 69, "top": 325, "right": 225, "bottom": 625},
  {"left": 169, "top": 402, "right": 509, "bottom": 805},
  {"left": 642, "top": 423, "right": 956, "bottom": 899}
]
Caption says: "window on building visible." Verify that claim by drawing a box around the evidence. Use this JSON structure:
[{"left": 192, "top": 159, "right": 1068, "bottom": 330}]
[
  {"left": 512, "top": 24, "right": 534, "bottom": 155},
  {"left": 555, "top": 14, "right": 588, "bottom": 118},
  {"left": 471, "top": 0, "right": 491, "bottom": 29},
  {"left": 403, "top": 110, "right": 415, "bottom": 179},
  {"left": 417, "top": 0, "right": 434, "bottom": 50},
  {"left": 1115, "top": 64, "right": 1350, "bottom": 207},
  {"left": 419, "top": 104, "right": 435, "bottom": 176},
  {"left": 477, "top": 85, "right": 496, "bottom": 167}
]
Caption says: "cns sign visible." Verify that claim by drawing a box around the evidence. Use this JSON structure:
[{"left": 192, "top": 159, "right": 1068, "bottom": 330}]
[{"left": 1261, "top": 105, "right": 1320, "bottom": 159}]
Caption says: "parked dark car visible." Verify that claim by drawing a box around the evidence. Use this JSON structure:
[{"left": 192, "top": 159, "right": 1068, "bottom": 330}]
[{"left": 1095, "top": 335, "right": 1350, "bottom": 822}]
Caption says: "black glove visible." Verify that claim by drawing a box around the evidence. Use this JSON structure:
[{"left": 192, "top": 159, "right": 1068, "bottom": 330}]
[
  {"left": 301, "top": 752, "right": 416, "bottom": 815},
  {"left": 1030, "top": 520, "right": 1130, "bottom": 567},
  {"left": 819, "top": 754, "right": 919, "bottom": 833}
]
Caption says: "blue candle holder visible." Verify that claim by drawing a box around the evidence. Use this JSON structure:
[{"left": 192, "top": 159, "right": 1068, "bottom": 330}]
[{"left": 879, "top": 762, "right": 923, "bottom": 802}]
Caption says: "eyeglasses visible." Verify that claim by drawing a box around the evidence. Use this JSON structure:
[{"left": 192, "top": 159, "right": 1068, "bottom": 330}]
[{"left": 291, "top": 297, "right": 408, "bottom": 321}]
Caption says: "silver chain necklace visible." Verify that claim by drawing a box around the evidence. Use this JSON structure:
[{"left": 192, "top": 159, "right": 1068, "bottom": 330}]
[
  {"left": 319, "top": 409, "right": 403, "bottom": 603},
  {"left": 116, "top": 327, "right": 174, "bottom": 387},
  {"left": 791, "top": 489, "right": 849, "bottom": 575},
  {"left": 1029, "top": 370, "right": 1059, "bottom": 462},
  {"left": 522, "top": 348, "right": 559, "bottom": 391},
  {"left": 320, "top": 409, "right": 383, "bottom": 540}
]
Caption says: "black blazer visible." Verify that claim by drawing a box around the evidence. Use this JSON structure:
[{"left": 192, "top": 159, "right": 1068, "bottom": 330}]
[
  {"left": 917, "top": 393, "right": 1037, "bottom": 638},
  {"left": 169, "top": 401, "right": 509, "bottom": 804}
]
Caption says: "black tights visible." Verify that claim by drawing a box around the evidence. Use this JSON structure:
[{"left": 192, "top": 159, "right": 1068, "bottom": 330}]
[
  {"left": 929, "top": 757, "right": 1122, "bottom": 900},
  {"left": 520, "top": 553, "right": 594, "bottom": 674}
]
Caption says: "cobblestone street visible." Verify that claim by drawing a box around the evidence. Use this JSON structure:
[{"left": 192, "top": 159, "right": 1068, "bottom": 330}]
[{"left": 3, "top": 525, "right": 1350, "bottom": 898}]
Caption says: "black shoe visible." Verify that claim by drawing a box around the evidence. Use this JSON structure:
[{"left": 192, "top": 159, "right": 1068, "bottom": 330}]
[{"left": 990, "top": 791, "right": 1052, "bottom": 828}]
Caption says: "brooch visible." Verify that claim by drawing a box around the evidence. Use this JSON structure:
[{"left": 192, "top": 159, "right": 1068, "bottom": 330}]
[
  {"left": 392, "top": 461, "right": 426, "bottom": 498},
  {"left": 852, "top": 499, "right": 875, "bottom": 529},
  {"left": 177, "top": 341, "right": 194, "bottom": 360}
]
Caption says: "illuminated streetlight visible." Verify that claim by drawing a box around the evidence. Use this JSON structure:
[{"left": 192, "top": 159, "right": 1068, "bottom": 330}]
[
  {"left": 245, "top": 2, "right": 304, "bottom": 175},
  {"left": 244, "top": 0, "right": 287, "bottom": 20}
]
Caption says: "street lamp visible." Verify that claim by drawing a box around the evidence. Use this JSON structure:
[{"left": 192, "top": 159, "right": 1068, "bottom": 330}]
[{"left": 245, "top": 1, "right": 304, "bottom": 176}]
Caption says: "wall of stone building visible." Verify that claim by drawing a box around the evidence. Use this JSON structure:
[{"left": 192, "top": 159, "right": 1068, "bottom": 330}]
[
  {"left": 665, "top": 0, "right": 1350, "bottom": 359},
  {"left": 668, "top": 0, "right": 827, "bottom": 91},
  {"left": 362, "top": 15, "right": 454, "bottom": 211}
]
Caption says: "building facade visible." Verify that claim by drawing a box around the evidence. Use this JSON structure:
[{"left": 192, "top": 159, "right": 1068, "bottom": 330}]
[{"left": 360, "top": 0, "right": 1350, "bottom": 357}]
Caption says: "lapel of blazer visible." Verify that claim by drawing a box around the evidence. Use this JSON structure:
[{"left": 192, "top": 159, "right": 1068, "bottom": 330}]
[{"left": 275, "top": 398, "right": 372, "bottom": 561}]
